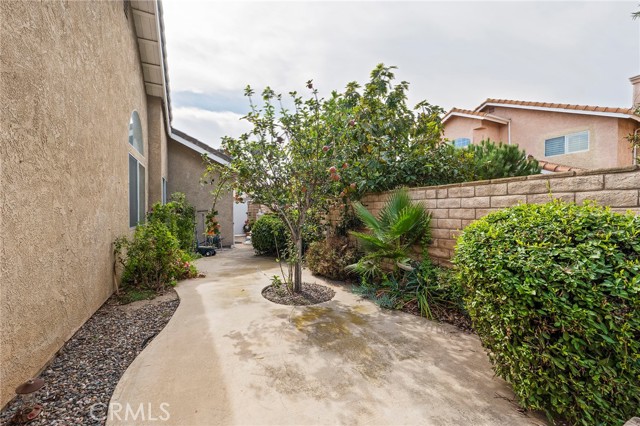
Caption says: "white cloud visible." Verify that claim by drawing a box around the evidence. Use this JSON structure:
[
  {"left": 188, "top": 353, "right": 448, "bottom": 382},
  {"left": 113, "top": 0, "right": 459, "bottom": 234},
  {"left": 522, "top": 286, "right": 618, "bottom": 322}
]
[
  {"left": 171, "top": 107, "right": 252, "bottom": 149},
  {"left": 162, "top": 0, "right": 640, "bottom": 117}
]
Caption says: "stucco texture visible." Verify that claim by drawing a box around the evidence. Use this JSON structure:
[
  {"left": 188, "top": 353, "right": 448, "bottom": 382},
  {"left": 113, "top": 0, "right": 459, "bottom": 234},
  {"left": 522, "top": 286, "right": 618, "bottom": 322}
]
[
  {"left": 147, "top": 95, "right": 168, "bottom": 205},
  {"left": 1, "top": 1, "right": 148, "bottom": 406},
  {"left": 443, "top": 108, "right": 636, "bottom": 169},
  {"left": 167, "top": 140, "right": 234, "bottom": 247}
]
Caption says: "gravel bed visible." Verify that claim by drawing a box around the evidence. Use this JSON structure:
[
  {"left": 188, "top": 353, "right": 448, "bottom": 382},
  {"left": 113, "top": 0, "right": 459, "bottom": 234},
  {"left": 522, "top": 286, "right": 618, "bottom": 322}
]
[
  {"left": 262, "top": 282, "right": 335, "bottom": 305},
  {"left": 0, "top": 292, "right": 179, "bottom": 426}
]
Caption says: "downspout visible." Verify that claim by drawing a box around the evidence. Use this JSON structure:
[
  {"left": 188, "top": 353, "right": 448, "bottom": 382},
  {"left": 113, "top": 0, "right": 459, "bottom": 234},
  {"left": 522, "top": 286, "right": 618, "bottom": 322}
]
[
  {"left": 634, "top": 128, "right": 639, "bottom": 166},
  {"left": 507, "top": 119, "right": 512, "bottom": 145}
]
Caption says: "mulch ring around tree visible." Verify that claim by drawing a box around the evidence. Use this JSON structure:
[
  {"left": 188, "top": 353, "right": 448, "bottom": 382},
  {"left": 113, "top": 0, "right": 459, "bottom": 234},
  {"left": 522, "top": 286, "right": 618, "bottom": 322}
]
[{"left": 262, "top": 282, "right": 335, "bottom": 306}]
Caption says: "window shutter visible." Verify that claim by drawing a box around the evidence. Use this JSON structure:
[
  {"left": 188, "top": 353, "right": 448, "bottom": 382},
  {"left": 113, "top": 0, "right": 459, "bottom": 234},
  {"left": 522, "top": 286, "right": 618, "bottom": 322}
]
[{"left": 544, "top": 136, "right": 565, "bottom": 156}]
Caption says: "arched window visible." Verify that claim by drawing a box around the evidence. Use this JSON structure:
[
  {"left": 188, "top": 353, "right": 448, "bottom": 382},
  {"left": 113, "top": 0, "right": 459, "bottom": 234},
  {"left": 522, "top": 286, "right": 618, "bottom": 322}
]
[
  {"left": 128, "top": 111, "right": 145, "bottom": 227},
  {"left": 128, "top": 111, "right": 144, "bottom": 154}
]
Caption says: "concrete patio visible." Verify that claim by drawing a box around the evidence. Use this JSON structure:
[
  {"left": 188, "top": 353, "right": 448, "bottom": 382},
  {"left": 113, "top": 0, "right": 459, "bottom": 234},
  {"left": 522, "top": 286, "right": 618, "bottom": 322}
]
[{"left": 108, "top": 245, "right": 546, "bottom": 426}]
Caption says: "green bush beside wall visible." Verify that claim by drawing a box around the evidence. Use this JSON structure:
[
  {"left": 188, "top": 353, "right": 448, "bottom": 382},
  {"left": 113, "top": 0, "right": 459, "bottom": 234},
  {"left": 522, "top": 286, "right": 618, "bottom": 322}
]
[{"left": 454, "top": 201, "right": 640, "bottom": 425}]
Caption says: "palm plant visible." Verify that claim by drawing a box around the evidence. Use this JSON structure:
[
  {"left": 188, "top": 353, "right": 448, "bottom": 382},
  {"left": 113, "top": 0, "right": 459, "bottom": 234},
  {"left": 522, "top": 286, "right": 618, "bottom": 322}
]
[{"left": 347, "top": 189, "right": 431, "bottom": 279}]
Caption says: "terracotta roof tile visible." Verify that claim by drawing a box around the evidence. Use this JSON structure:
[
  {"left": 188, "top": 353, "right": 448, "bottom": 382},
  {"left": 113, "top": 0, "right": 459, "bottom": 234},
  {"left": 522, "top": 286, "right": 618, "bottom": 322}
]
[
  {"left": 443, "top": 108, "right": 508, "bottom": 124},
  {"left": 480, "top": 98, "right": 638, "bottom": 116},
  {"left": 528, "top": 156, "right": 585, "bottom": 173}
]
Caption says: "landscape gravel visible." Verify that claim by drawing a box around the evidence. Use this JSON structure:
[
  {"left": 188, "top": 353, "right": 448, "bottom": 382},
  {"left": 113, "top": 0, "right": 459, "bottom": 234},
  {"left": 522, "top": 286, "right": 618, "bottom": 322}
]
[
  {"left": 262, "top": 282, "right": 335, "bottom": 305},
  {"left": 0, "top": 292, "right": 179, "bottom": 426}
]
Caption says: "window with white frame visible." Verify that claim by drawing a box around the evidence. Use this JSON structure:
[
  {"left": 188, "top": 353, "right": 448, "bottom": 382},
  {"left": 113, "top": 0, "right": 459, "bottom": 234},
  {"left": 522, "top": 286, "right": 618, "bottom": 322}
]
[
  {"left": 128, "top": 111, "right": 145, "bottom": 227},
  {"left": 453, "top": 138, "right": 471, "bottom": 149},
  {"left": 544, "top": 130, "right": 589, "bottom": 157},
  {"left": 129, "top": 154, "right": 146, "bottom": 227},
  {"left": 128, "top": 111, "right": 144, "bottom": 155}
]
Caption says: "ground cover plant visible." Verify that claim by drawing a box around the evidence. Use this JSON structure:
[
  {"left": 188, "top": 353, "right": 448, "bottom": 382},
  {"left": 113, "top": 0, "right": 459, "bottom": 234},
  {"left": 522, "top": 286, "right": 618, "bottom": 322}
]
[{"left": 454, "top": 201, "right": 640, "bottom": 425}]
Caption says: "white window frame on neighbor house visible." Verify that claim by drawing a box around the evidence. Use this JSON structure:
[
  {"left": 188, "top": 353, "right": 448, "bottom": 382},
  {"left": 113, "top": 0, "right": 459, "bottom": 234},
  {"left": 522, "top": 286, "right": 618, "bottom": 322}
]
[
  {"left": 453, "top": 138, "right": 471, "bottom": 148},
  {"left": 544, "top": 130, "right": 589, "bottom": 157},
  {"left": 128, "top": 111, "right": 146, "bottom": 228}
]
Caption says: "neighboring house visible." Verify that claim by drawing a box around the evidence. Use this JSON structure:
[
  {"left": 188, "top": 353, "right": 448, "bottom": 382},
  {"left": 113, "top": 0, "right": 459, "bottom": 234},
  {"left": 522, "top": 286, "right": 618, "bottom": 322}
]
[
  {"left": 0, "top": 0, "right": 232, "bottom": 406},
  {"left": 168, "top": 128, "right": 233, "bottom": 247},
  {"left": 443, "top": 76, "right": 640, "bottom": 170}
]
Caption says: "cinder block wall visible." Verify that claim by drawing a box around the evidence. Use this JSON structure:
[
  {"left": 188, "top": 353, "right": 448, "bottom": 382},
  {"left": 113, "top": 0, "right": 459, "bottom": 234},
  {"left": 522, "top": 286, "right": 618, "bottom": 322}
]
[{"left": 359, "top": 166, "right": 640, "bottom": 266}]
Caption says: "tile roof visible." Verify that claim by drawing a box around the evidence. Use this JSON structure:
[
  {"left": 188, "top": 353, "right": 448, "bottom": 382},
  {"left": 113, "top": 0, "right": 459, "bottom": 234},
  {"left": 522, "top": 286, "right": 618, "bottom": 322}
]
[
  {"left": 529, "top": 156, "right": 585, "bottom": 173},
  {"left": 442, "top": 107, "right": 509, "bottom": 124},
  {"left": 478, "top": 99, "right": 639, "bottom": 117}
]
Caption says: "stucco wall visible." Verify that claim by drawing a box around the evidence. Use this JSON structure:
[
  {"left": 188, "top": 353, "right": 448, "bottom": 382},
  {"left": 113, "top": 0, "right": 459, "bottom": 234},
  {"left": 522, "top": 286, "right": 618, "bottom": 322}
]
[
  {"left": 1, "top": 1, "right": 149, "bottom": 406},
  {"left": 360, "top": 167, "right": 640, "bottom": 266},
  {"left": 147, "top": 95, "right": 168, "bottom": 205},
  {"left": 495, "top": 107, "right": 626, "bottom": 169},
  {"left": 443, "top": 109, "right": 637, "bottom": 169},
  {"left": 167, "top": 140, "right": 234, "bottom": 247}
]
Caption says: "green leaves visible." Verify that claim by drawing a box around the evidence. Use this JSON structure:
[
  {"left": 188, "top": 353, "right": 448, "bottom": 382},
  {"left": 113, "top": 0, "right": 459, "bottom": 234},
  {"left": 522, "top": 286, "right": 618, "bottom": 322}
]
[
  {"left": 349, "top": 188, "right": 431, "bottom": 275},
  {"left": 454, "top": 201, "right": 640, "bottom": 425}
]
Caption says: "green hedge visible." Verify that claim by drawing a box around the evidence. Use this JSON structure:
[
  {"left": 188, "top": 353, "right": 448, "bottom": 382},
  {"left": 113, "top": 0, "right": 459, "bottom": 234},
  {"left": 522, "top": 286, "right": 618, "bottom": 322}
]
[
  {"left": 251, "top": 214, "right": 289, "bottom": 256},
  {"left": 453, "top": 201, "right": 639, "bottom": 425}
]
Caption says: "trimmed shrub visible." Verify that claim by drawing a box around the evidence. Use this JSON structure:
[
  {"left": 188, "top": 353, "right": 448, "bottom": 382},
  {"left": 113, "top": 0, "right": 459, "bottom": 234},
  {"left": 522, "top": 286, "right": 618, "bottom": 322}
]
[
  {"left": 454, "top": 201, "right": 640, "bottom": 425},
  {"left": 114, "top": 221, "right": 198, "bottom": 292},
  {"left": 251, "top": 214, "right": 289, "bottom": 256},
  {"left": 305, "top": 237, "right": 360, "bottom": 281}
]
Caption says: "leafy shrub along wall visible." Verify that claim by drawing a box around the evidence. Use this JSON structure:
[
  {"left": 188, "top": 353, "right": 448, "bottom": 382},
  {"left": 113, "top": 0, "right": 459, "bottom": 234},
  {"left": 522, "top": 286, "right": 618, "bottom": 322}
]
[
  {"left": 357, "top": 166, "right": 640, "bottom": 265},
  {"left": 453, "top": 201, "right": 640, "bottom": 425}
]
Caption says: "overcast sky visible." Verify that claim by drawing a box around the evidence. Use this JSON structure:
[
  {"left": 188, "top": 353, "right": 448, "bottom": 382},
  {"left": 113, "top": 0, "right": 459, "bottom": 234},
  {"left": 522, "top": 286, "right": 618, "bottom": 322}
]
[{"left": 162, "top": 1, "right": 640, "bottom": 148}]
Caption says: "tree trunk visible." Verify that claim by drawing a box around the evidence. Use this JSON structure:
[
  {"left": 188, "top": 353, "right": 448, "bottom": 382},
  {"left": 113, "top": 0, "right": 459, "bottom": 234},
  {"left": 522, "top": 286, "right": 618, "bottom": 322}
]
[{"left": 293, "top": 236, "right": 303, "bottom": 293}]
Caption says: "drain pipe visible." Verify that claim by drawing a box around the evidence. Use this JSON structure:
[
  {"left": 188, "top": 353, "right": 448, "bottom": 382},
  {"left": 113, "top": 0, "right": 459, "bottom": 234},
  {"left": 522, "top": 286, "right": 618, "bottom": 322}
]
[
  {"left": 507, "top": 119, "right": 512, "bottom": 145},
  {"left": 634, "top": 128, "right": 639, "bottom": 166}
]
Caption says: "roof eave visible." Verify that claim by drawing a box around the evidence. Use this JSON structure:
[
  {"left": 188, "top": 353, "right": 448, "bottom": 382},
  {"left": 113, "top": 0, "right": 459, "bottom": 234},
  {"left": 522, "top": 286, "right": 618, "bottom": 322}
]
[{"left": 478, "top": 101, "right": 638, "bottom": 121}]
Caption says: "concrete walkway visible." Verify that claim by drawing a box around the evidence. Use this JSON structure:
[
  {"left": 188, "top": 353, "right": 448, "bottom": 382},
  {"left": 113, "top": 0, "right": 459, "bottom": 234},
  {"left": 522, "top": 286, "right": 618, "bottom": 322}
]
[{"left": 108, "top": 246, "right": 546, "bottom": 426}]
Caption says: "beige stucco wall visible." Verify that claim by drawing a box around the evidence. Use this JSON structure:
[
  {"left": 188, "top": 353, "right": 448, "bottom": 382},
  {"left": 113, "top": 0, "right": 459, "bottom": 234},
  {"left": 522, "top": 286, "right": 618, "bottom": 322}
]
[
  {"left": 147, "top": 96, "right": 168, "bottom": 205},
  {"left": 443, "top": 109, "right": 637, "bottom": 169},
  {"left": 495, "top": 107, "right": 625, "bottom": 169},
  {"left": 0, "top": 1, "right": 149, "bottom": 407},
  {"left": 167, "top": 140, "right": 234, "bottom": 247}
]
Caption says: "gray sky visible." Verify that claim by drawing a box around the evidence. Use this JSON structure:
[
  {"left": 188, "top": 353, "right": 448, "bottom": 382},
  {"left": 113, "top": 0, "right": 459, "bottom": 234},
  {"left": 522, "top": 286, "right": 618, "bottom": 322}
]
[{"left": 162, "top": 1, "right": 640, "bottom": 148}]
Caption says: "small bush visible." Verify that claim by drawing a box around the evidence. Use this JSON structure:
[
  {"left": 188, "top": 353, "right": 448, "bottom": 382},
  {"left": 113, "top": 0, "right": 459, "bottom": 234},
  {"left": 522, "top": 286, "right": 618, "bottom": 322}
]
[
  {"left": 251, "top": 214, "right": 289, "bottom": 256},
  {"left": 147, "top": 193, "right": 196, "bottom": 252},
  {"left": 305, "top": 237, "right": 360, "bottom": 281},
  {"left": 114, "top": 221, "right": 198, "bottom": 292},
  {"left": 454, "top": 201, "right": 640, "bottom": 425}
]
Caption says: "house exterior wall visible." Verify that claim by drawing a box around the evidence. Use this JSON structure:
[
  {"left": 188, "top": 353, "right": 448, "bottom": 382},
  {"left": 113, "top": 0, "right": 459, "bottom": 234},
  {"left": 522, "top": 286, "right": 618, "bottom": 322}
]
[
  {"left": 494, "top": 107, "right": 624, "bottom": 169},
  {"left": 443, "top": 117, "right": 504, "bottom": 144},
  {"left": 443, "top": 109, "right": 637, "bottom": 169},
  {"left": 0, "top": 1, "right": 149, "bottom": 407},
  {"left": 147, "top": 95, "right": 168, "bottom": 205},
  {"left": 360, "top": 166, "right": 640, "bottom": 266},
  {"left": 167, "top": 140, "right": 234, "bottom": 247}
]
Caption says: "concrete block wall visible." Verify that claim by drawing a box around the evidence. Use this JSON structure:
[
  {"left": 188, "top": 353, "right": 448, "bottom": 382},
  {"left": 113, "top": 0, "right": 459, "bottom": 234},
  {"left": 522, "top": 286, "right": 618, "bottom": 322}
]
[{"left": 360, "top": 166, "right": 640, "bottom": 265}]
